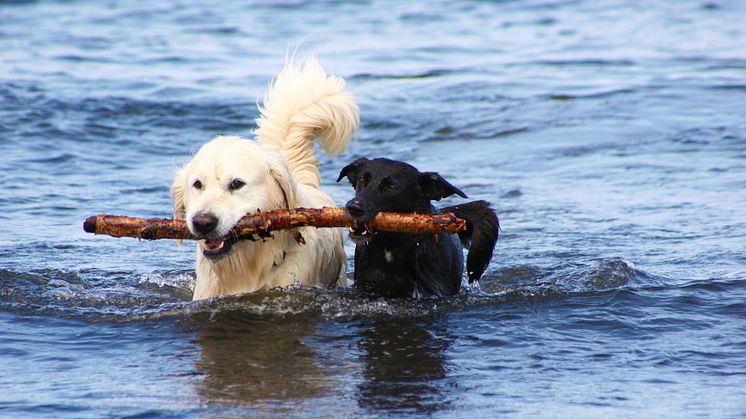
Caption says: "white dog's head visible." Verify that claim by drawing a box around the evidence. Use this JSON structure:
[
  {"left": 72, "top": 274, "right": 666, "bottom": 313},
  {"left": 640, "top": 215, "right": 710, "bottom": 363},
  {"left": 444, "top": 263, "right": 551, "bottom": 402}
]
[{"left": 171, "top": 136, "right": 296, "bottom": 260}]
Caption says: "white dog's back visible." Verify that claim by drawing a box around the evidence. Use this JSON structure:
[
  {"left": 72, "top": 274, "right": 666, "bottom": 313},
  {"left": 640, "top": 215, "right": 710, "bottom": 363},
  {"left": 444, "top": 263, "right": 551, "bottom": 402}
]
[{"left": 252, "top": 57, "right": 360, "bottom": 293}]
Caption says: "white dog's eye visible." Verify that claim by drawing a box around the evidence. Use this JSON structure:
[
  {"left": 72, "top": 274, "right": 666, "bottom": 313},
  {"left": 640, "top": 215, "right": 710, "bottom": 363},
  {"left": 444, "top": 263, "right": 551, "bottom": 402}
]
[
  {"left": 228, "top": 179, "right": 245, "bottom": 191},
  {"left": 193, "top": 180, "right": 203, "bottom": 190}
]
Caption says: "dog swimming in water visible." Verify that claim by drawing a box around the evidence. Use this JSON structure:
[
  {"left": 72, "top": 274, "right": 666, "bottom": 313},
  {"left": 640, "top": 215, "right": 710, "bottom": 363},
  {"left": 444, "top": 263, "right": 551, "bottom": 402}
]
[
  {"left": 172, "top": 58, "right": 359, "bottom": 300},
  {"left": 338, "top": 158, "right": 499, "bottom": 298}
]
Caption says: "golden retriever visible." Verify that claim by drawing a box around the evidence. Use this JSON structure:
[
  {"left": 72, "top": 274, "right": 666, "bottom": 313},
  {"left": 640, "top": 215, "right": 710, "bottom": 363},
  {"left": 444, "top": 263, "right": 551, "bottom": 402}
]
[{"left": 171, "top": 58, "right": 359, "bottom": 300}]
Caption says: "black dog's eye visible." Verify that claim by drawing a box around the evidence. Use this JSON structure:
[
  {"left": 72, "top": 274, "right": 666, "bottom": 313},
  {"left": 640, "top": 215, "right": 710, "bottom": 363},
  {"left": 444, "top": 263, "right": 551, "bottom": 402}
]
[
  {"left": 228, "top": 179, "right": 245, "bottom": 191},
  {"left": 193, "top": 180, "right": 203, "bottom": 190},
  {"left": 379, "top": 177, "right": 396, "bottom": 192},
  {"left": 357, "top": 172, "right": 371, "bottom": 189}
]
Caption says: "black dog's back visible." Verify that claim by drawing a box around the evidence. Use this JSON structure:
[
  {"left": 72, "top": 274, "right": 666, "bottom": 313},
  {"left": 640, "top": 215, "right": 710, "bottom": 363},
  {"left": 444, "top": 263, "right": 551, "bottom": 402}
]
[{"left": 338, "top": 157, "right": 499, "bottom": 298}]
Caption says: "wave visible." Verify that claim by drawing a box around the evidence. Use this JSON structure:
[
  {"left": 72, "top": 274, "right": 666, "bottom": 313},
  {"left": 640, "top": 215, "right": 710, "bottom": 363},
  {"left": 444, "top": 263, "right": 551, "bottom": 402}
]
[
  {"left": 0, "top": 258, "right": 658, "bottom": 323},
  {"left": 0, "top": 83, "right": 258, "bottom": 144}
]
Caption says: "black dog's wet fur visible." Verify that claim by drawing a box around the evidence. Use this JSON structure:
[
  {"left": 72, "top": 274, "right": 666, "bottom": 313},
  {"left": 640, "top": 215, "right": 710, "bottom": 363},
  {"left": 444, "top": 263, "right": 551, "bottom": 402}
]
[{"left": 338, "top": 157, "right": 499, "bottom": 298}]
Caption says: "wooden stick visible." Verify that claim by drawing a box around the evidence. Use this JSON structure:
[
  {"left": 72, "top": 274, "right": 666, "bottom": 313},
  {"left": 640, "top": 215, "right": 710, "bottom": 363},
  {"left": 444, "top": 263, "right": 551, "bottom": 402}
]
[{"left": 83, "top": 207, "right": 466, "bottom": 241}]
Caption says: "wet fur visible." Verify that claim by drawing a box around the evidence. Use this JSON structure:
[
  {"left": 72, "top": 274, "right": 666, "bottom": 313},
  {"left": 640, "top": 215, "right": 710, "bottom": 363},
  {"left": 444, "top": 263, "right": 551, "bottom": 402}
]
[
  {"left": 338, "top": 158, "right": 499, "bottom": 297},
  {"left": 172, "top": 58, "right": 359, "bottom": 300}
]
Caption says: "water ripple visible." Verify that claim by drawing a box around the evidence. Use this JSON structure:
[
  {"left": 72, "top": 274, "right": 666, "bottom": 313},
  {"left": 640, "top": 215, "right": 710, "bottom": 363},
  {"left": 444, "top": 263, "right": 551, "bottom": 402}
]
[{"left": 2, "top": 0, "right": 746, "bottom": 415}]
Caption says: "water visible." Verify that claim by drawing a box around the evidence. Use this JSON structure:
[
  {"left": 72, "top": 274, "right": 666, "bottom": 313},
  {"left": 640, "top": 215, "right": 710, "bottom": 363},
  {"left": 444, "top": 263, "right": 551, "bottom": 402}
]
[{"left": 1, "top": 0, "right": 746, "bottom": 416}]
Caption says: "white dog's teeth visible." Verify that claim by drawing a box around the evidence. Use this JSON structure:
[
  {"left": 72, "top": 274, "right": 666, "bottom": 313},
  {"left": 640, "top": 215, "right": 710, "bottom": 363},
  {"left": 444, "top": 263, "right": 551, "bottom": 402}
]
[{"left": 203, "top": 239, "right": 226, "bottom": 251}]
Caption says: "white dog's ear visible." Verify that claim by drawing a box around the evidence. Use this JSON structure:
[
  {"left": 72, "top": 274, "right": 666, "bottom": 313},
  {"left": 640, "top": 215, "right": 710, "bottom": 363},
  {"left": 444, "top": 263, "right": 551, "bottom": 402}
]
[
  {"left": 171, "top": 169, "right": 186, "bottom": 219},
  {"left": 269, "top": 164, "right": 297, "bottom": 209},
  {"left": 171, "top": 170, "right": 187, "bottom": 246}
]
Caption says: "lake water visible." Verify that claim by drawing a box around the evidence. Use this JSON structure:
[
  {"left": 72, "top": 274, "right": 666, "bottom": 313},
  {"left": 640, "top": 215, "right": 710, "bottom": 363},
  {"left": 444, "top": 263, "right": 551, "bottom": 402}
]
[{"left": 1, "top": 0, "right": 745, "bottom": 416}]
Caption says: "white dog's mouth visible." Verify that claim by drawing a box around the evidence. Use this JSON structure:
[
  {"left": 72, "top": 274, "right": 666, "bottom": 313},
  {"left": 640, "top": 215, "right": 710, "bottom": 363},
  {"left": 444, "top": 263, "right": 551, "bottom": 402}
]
[{"left": 201, "top": 236, "right": 239, "bottom": 260}]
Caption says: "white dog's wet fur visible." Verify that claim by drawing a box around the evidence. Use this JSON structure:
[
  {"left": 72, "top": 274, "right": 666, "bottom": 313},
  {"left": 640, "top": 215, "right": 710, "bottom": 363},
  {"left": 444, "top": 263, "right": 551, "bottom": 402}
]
[{"left": 172, "top": 58, "right": 359, "bottom": 300}]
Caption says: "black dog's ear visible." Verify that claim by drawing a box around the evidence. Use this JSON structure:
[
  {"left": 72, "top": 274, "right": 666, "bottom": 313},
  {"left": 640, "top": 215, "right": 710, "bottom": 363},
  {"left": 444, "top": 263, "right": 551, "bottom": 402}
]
[
  {"left": 419, "top": 172, "right": 468, "bottom": 201},
  {"left": 337, "top": 158, "right": 369, "bottom": 185}
]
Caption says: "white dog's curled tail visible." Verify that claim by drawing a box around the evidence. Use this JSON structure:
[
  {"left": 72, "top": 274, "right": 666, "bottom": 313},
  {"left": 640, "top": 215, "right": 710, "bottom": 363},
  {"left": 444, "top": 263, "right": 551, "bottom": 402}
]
[{"left": 254, "top": 56, "right": 359, "bottom": 188}]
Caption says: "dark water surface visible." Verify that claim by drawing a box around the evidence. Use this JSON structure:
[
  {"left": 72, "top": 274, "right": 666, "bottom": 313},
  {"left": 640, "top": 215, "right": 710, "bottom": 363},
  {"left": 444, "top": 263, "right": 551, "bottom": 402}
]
[{"left": 2, "top": 0, "right": 746, "bottom": 416}]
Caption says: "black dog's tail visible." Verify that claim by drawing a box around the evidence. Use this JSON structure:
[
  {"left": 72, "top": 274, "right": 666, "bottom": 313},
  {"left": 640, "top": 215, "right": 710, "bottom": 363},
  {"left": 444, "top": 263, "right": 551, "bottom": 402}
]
[{"left": 441, "top": 200, "right": 499, "bottom": 283}]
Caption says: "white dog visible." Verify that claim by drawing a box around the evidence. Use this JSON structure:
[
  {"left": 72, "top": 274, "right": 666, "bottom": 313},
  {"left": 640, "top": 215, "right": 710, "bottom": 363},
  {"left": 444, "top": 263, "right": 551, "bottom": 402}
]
[{"left": 171, "top": 58, "right": 359, "bottom": 300}]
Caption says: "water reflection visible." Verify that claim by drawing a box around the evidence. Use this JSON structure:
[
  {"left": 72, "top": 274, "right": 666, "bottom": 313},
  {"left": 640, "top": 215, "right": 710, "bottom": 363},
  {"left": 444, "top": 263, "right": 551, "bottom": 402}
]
[
  {"left": 193, "top": 312, "right": 328, "bottom": 410},
  {"left": 357, "top": 319, "right": 455, "bottom": 415}
]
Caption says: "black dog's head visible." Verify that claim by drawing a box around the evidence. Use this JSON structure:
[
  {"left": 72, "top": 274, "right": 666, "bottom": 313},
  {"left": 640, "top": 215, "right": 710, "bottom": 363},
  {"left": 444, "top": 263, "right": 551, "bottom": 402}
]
[{"left": 337, "top": 158, "right": 467, "bottom": 224}]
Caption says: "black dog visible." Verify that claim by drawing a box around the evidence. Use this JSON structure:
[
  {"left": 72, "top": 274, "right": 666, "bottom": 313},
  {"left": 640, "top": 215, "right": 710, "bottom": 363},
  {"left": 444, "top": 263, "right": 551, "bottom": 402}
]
[{"left": 337, "top": 157, "right": 499, "bottom": 298}]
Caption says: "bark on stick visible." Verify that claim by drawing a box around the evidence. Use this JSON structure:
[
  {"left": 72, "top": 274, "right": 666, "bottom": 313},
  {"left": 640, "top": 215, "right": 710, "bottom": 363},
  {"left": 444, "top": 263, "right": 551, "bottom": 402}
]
[{"left": 83, "top": 207, "right": 466, "bottom": 241}]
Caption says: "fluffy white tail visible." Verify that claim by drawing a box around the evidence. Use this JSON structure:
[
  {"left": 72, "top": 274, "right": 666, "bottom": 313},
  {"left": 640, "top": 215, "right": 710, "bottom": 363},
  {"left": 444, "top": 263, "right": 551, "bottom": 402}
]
[{"left": 254, "top": 57, "right": 359, "bottom": 188}]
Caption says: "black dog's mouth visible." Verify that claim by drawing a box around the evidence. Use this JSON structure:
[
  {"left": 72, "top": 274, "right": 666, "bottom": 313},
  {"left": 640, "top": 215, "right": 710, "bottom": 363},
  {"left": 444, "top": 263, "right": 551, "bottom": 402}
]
[
  {"left": 201, "top": 235, "right": 240, "bottom": 260},
  {"left": 348, "top": 223, "right": 375, "bottom": 245}
]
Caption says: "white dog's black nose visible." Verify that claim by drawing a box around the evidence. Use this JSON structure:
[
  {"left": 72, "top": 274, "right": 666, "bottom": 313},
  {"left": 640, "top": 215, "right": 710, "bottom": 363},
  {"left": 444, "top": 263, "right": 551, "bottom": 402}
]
[{"left": 192, "top": 213, "right": 219, "bottom": 235}]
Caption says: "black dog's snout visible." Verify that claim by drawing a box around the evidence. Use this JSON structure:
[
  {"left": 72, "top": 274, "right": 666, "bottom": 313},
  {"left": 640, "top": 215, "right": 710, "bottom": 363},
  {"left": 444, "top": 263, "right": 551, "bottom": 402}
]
[
  {"left": 346, "top": 199, "right": 366, "bottom": 219},
  {"left": 192, "top": 212, "right": 218, "bottom": 235}
]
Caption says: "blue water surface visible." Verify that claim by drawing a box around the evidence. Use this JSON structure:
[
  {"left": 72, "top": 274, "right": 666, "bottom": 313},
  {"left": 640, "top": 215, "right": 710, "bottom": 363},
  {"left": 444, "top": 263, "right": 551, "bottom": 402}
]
[{"left": 1, "top": 0, "right": 745, "bottom": 417}]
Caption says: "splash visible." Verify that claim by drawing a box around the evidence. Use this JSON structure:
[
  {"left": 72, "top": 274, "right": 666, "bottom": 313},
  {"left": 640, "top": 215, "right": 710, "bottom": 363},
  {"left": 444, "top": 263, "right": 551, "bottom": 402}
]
[{"left": 0, "top": 258, "right": 656, "bottom": 324}]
